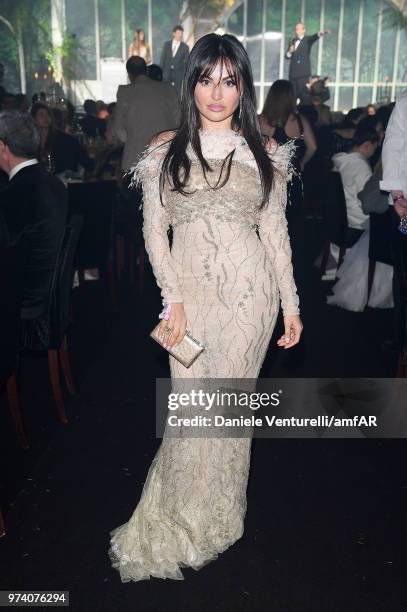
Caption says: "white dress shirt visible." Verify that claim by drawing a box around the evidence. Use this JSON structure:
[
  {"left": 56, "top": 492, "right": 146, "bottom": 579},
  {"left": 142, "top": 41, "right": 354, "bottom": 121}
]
[
  {"left": 8, "top": 158, "right": 38, "bottom": 181},
  {"left": 286, "top": 35, "right": 304, "bottom": 58},
  {"left": 172, "top": 39, "right": 180, "bottom": 57},
  {"left": 294, "top": 35, "right": 304, "bottom": 50}
]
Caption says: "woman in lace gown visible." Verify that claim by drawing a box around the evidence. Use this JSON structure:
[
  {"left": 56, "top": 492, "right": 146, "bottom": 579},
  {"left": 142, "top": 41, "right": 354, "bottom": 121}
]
[{"left": 108, "top": 33, "right": 303, "bottom": 582}]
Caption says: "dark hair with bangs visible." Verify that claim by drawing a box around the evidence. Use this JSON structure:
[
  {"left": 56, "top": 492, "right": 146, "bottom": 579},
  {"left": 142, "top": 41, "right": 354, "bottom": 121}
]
[{"left": 156, "top": 33, "right": 274, "bottom": 210}]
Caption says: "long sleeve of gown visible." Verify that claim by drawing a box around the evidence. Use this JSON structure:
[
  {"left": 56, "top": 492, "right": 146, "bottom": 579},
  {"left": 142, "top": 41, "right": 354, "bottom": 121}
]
[
  {"left": 132, "top": 140, "right": 183, "bottom": 305},
  {"left": 258, "top": 141, "right": 300, "bottom": 316}
]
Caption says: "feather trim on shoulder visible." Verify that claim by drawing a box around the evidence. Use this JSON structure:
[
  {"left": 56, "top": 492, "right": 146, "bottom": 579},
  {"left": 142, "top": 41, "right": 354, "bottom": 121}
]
[
  {"left": 267, "top": 138, "right": 298, "bottom": 183},
  {"left": 125, "top": 134, "right": 173, "bottom": 190}
]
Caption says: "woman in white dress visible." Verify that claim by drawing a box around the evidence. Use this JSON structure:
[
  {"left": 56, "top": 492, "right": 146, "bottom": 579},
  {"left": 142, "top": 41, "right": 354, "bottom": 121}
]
[
  {"left": 108, "top": 33, "right": 303, "bottom": 582},
  {"left": 128, "top": 28, "right": 152, "bottom": 65}
]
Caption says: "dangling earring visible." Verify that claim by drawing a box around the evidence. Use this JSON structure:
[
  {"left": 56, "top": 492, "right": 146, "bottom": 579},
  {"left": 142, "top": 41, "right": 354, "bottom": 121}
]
[{"left": 238, "top": 97, "right": 243, "bottom": 122}]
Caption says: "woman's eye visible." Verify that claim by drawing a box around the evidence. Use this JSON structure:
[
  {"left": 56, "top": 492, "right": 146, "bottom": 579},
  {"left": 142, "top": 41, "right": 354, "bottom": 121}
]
[
  {"left": 200, "top": 78, "right": 210, "bottom": 86},
  {"left": 225, "top": 80, "right": 236, "bottom": 87}
]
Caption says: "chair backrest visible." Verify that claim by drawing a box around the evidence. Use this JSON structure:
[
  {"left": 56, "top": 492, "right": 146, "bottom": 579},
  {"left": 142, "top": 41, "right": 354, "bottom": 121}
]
[
  {"left": 49, "top": 213, "right": 84, "bottom": 349},
  {"left": 0, "top": 245, "right": 24, "bottom": 383},
  {"left": 368, "top": 209, "right": 393, "bottom": 266},
  {"left": 321, "top": 170, "right": 349, "bottom": 246},
  {"left": 68, "top": 181, "right": 116, "bottom": 269}
]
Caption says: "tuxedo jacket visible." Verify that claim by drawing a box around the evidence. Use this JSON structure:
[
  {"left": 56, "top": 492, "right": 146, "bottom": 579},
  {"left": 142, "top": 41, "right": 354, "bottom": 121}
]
[
  {"left": 286, "top": 34, "right": 319, "bottom": 79},
  {"left": 159, "top": 40, "right": 189, "bottom": 94},
  {"left": 0, "top": 164, "right": 68, "bottom": 318}
]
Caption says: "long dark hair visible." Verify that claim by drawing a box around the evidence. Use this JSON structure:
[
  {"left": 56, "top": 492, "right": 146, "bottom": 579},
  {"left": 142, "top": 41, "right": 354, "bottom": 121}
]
[
  {"left": 30, "top": 102, "right": 55, "bottom": 156},
  {"left": 157, "top": 33, "right": 274, "bottom": 210},
  {"left": 261, "top": 79, "right": 296, "bottom": 128}
]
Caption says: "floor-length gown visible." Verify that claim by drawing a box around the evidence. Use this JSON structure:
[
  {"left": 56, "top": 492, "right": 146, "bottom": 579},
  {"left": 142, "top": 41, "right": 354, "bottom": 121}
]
[{"left": 108, "top": 128, "right": 300, "bottom": 582}]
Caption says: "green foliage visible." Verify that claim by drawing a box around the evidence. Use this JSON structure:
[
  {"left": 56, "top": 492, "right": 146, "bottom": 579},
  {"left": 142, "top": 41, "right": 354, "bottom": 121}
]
[
  {"left": 99, "top": 0, "right": 122, "bottom": 58},
  {"left": 181, "top": 0, "right": 233, "bottom": 40},
  {"left": 187, "top": 0, "right": 229, "bottom": 16},
  {"left": 0, "top": 0, "right": 52, "bottom": 93},
  {"left": 0, "top": 22, "right": 19, "bottom": 91},
  {"left": 383, "top": 4, "right": 407, "bottom": 31},
  {"left": 46, "top": 31, "right": 85, "bottom": 83}
]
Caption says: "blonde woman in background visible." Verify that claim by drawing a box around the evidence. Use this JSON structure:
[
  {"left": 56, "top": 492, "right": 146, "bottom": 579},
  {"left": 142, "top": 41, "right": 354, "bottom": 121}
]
[{"left": 128, "top": 28, "right": 152, "bottom": 65}]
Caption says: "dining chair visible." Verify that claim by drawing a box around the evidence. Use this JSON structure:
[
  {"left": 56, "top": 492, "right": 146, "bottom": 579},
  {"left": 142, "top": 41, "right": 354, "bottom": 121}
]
[
  {"left": 114, "top": 182, "right": 145, "bottom": 293},
  {"left": 319, "top": 170, "right": 364, "bottom": 277},
  {"left": 68, "top": 180, "right": 118, "bottom": 304},
  {"left": 0, "top": 244, "right": 28, "bottom": 449},
  {"left": 20, "top": 214, "right": 84, "bottom": 422}
]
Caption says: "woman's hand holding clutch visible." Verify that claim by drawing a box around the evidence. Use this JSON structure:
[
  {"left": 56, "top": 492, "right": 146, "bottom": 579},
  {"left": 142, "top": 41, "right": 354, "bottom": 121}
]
[
  {"left": 157, "top": 303, "right": 187, "bottom": 349},
  {"left": 277, "top": 315, "right": 303, "bottom": 349}
]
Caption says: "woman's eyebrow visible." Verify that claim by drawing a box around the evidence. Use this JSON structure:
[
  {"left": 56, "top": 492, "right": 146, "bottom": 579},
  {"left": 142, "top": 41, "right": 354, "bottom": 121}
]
[{"left": 201, "top": 74, "right": 235, "bottom": 81}]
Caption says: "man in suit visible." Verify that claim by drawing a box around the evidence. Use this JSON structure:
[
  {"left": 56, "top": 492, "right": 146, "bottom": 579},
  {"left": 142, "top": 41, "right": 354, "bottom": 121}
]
[
  {"left": 113, "top": 56, "right": 180, "bottom": 171},
  {"left": 285, "top": 23, "right": 330, "bottom": 101},
  {"left": 159, "top": 24, "right": 190, "bottom": 99},
  {"left": 0, "top": 111, "right": 68, "bottom": 319}
]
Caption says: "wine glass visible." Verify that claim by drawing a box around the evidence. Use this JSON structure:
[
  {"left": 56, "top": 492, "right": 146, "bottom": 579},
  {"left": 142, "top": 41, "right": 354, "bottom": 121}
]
[{"left": 45, "top": 153, "right": 55, "bottom": 174}]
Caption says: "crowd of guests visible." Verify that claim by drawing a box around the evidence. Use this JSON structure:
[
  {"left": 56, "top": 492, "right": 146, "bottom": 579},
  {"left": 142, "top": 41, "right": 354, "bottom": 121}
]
[
  {"left": 267, "top": 79, "right": 406, "bottom": 355},
  {"left": 0, "top": 48, "right": 406, "bottom": 362}
]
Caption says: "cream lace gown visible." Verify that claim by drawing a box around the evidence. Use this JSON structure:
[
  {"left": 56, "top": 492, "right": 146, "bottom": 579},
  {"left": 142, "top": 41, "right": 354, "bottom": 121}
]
[{"left": 108, "top": 128, "right": 300, "bottom": 582}]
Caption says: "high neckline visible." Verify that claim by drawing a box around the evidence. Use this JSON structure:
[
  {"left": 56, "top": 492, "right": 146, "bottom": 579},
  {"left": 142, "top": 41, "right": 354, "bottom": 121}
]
[{"left": 199, "top": 127, "right": 241, "bottom": 136}]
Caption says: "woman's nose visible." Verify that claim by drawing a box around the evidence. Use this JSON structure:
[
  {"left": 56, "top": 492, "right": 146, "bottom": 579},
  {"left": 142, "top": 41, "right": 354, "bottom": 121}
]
[{"left": 211, "top": 83, "right": 222, "bottom": 100}]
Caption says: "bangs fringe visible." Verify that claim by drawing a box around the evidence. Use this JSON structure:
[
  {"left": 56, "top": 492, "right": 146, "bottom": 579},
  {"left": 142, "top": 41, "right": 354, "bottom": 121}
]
[{"left": 197, "top": 51, "right": 241, "bottom": 91}]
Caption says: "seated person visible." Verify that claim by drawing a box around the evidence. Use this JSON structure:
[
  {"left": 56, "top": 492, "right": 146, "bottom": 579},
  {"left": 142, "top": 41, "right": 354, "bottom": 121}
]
[
  {"left": 31, "top": 102, "right": 94, "bottom": 176},
  {"left": 332, "top": 126, "right": 379, "bottom": 232},
  {"left": 79, "top": 99, "right": 107, "bottom": 139},
  {"left": 326, "top": 108, "right": 368, "bottom": 158},
  {"left": 0, "top": 110, "right": 68, "bottom": 320},
  {"left": 327, "top": 128, "right": 393, "bottom": 311},
  {"left": 319, "top": 127, "right": 378, "bottom": 279}
]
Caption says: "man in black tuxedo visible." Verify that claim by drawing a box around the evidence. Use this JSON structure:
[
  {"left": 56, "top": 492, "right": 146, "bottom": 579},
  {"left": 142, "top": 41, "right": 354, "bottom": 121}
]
[
  {"left": 159, "top": 24, "right": 190, "bottom": 98},
  {"left": 285, "top": 22, "right": 330, "bottom": 101},
  {"left": 0, "top": 111, "right": 67, "bottom": 319}
]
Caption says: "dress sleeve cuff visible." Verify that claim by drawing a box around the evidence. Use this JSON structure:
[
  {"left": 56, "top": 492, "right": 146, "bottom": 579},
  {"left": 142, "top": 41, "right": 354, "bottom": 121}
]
[
  {"left": 282, "top": 308, "right": 301, "bottom": 317},
  {"left": 161, "top": 294, "right": 183, "bottom": 306}
]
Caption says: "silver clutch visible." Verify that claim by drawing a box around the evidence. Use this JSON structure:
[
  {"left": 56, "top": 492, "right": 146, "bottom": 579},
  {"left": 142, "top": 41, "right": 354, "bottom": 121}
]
[{"left": 150, "top": 323, "right": 205, "bottom": 368}]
